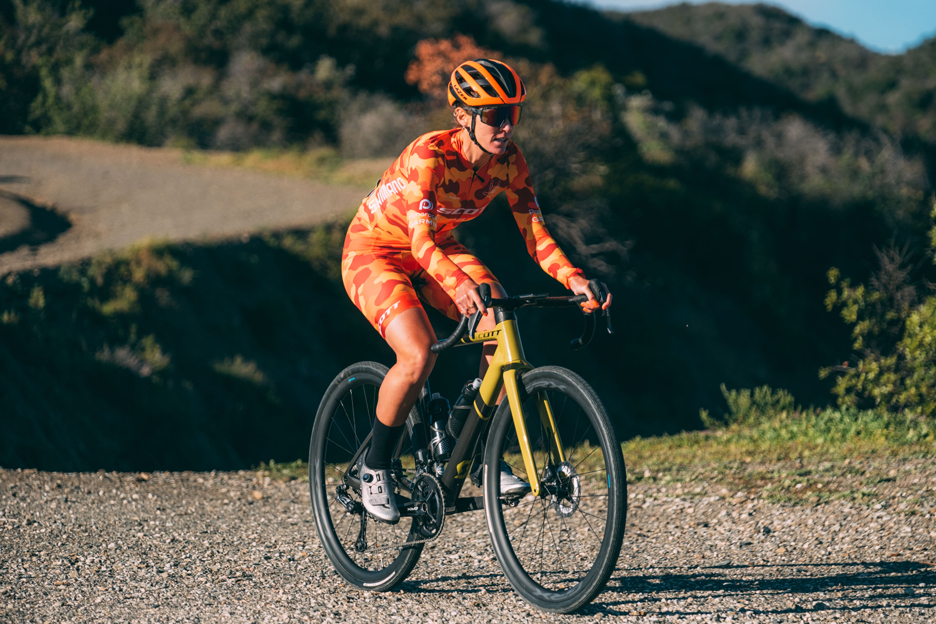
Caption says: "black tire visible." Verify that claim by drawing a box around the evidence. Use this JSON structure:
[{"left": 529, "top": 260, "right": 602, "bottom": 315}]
[
  {"left": 309, "top": 362, "right": 423, "bottom": 591},
  {"left": 483, "top": 366, "right": 626, "bottom": 613}
]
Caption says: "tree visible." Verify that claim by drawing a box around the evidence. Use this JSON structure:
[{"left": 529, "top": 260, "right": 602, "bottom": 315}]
[{"left": 404, "top": 34, "right": 499, "bottom": 102}]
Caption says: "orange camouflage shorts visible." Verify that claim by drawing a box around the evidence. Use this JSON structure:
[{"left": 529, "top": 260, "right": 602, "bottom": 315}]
[{"left": 342, "top": 234, "right": 498, "bottom": 338}]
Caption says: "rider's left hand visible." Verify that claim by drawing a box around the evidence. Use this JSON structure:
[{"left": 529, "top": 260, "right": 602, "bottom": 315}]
[{"left": 569, "top": 275, "right": 612, "bottom": 312}]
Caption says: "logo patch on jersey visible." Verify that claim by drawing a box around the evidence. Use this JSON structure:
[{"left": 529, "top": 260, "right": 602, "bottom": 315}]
[
  {"left": 437, "top": 205, "right": 482, "bottom": 218},
  {"left": 529, "top": 207, "right": 543, "bottom": 224},
  {"left": 481, "top": 179, "right": 503, "bottom": 197},
  {"left": 408, "top": 209, "right": 436, "bottom": 230},
  {"left": 418, "top": 198, "right": 433, "bottom": 212},
  {"left": 366, "top": 176, "right": 407, "bottom": 214}
]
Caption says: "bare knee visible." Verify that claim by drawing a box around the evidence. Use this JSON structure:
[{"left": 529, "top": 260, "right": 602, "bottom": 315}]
[
  {"left": 396, "top": 348, "right": 436, "bottom": 386},
  {"left": 384, "top": 306, "right": 437, "bottom": 384}
]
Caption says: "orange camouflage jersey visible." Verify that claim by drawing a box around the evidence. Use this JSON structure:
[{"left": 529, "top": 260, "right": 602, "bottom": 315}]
[{"left": 341, "top": 128, "right": 584, "bottom": 337}]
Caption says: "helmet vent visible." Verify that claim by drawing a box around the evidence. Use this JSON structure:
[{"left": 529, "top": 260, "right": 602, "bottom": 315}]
[{"left": 481, "top": 60, "right": 515, "bottom": 99}]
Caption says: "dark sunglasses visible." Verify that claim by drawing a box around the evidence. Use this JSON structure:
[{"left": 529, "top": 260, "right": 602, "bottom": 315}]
[{"left": 474, "top": 105, "right": 522, "bottom": 127}]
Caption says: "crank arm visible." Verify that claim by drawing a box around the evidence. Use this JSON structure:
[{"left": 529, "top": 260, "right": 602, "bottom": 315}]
[{"left": 397, "top": 497, "right": 428, "bottom": 518}]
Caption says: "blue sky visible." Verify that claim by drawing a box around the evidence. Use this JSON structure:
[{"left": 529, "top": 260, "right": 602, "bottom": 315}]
[{"left": 583, "top": 0, "right": 936, "bottom": 53}]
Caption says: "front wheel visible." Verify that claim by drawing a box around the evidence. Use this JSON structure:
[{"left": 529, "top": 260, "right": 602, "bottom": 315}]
[
  {"left": 309, "top": 362, "right": 423, "bottom": 591},
  {"left": 483, "top": 366, "right": 627, "bottom": 613}
]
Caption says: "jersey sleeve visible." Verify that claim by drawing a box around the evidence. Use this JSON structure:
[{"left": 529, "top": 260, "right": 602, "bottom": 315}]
[
  {"left": 504, "top": 149, "right": 585, "bottom": 289},
  {"left": 404, "top": 150, "right": 472, "bottom": 300}
]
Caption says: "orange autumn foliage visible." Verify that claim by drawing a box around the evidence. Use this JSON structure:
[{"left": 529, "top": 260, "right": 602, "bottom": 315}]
[{"left": 405, "top": 35, "right": 501, "bottom": 101}]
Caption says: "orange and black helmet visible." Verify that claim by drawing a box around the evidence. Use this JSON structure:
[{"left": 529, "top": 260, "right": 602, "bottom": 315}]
[{"left": 448, "top": 59, "right": 526, "bottom": 108}]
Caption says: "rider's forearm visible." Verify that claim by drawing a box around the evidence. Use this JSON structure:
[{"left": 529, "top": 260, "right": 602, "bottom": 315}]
[{"left": 508, "top": 201, "right": 584, "bottom": 289}]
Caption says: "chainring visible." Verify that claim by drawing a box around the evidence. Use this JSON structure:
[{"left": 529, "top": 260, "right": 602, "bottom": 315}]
[{"left": 410, "top": 473, "right": 446, "bottom": 540}]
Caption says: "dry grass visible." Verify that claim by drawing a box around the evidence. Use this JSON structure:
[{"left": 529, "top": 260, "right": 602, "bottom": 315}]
[{"left": 180, "top": 147, "right": 392, "bottom": 188}]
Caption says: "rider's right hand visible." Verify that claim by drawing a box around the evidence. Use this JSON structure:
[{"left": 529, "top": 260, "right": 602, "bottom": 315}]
[
  {"left": 455, "top": 279, "right": 487, "bottom": 317},
  {"left": 569, "top": 275, "right": 612, "bottom": 311}
]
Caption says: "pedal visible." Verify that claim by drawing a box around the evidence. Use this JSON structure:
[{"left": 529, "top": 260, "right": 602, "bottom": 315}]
[
  {"left": 501, "top": 489, "right": 527, "bottom": 501},
  {"left": 335, "top": 485, "right": 363, "bottom": 515}
]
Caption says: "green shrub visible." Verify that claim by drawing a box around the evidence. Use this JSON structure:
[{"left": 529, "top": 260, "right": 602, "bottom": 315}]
[
  {"left": 701, "top": 383, "right": 933, "bottom": 447},
  {"left": 702, "top": 383, "right": 797, "bottom": 429},
  {"left": 821, "top": 204, "right": 936, "bottom": 416}
]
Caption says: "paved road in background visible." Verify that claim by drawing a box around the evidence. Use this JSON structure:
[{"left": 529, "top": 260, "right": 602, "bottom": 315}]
[{"left": 0, "top": 137, "right": 367, "bottom": 275}]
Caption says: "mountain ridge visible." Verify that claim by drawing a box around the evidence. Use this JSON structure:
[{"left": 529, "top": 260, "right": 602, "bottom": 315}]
[{"left": 620, "top": 2, "right": 936, "bottom": 143}]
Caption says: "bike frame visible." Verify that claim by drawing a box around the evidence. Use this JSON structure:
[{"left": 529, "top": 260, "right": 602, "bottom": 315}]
[
  {"left": 340, "top": 285, "right": 609, "bottom": 515},
  {"left": 435, "top": 305, "right": 566, "bottom": 502}
]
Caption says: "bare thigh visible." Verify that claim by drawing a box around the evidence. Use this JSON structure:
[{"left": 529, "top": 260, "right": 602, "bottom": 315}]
[{"left": 377, "top": 307, "right": 437, "bottom": 427}]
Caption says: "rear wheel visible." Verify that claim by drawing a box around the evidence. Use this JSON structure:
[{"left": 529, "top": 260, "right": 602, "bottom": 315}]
[
  {"left": 483, "top": 366, "right": 626, "bottom": 613},
  {"left": 309, "top": 362, "right": 423, "bottom": 591}
]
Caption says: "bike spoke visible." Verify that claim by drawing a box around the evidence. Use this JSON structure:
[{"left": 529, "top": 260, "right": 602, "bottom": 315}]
[
  {"left": 514, "top": 492, "right": 541, "bottom": 544},
  {"left": 334, "top": 400, "right": 360, "bottom": 454},
  {"left": 572, "top": 509, "right": 606, "bottom": 546},
  {"left": 555, "top": 512, "right": 578, "bottom": 577},
  {"left": 573, "top": 469, "right": 607, "bottom": 479},
  {"left": 572, "top": 445, "right": 600, "bottom": 473},
  {"left": 543, "top": 509, "right": 566, "bottom": 579},
  {"left": 324, "top": 434, "right": 356, "bottom": 459},
  {"left": 535, "top": 501, "right": 548, "bottom": 580},
  {"left": 349, "top": 388, "right": 362, "bottom": 448}
]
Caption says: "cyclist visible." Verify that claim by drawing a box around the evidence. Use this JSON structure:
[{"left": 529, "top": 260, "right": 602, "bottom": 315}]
[{"left": 341, "top": 58, "right": 612, "bottom": 523}]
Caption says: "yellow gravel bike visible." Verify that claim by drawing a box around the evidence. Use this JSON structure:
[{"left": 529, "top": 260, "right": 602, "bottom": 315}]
[{"left": 309, "top": 283, "right": 626, "bottom": 613}]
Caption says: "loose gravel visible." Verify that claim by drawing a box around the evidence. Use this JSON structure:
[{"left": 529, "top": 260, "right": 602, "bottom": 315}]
[{"left": 2, "top": 457, "right": 934, "bottom": 623}]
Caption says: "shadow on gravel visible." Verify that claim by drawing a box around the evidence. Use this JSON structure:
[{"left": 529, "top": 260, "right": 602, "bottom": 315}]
[
  {"left": 594, "top": 560, "right": 935, "bottom": 616},
  {"left": 400, "top": 572, "right": 507, "bottom": 594},
  {"left": 0, "top": 190, "right": 71, "bottom": 255}
]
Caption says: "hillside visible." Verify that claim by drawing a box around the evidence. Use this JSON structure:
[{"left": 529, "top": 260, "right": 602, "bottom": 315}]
[{"left": 1, "top": 0, "right": 935, "bottom": 470}]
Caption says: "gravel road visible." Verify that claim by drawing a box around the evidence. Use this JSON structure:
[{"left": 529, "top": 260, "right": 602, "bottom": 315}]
[
  {"left": 0, "top": 136, "right": 367, "bottom": 275},
  {"left": 2, "top": 458, "right": 934, "bottom": 623}
]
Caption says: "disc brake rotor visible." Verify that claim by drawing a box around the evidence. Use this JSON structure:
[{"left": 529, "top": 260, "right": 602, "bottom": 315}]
[{"left": 552, "top": 461, "right": 581, "bottom": 518}]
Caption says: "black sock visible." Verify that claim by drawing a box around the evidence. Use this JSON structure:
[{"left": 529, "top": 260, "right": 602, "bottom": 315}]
[{"left": 366, "top": 420, "right": 405, "bottom": 470}]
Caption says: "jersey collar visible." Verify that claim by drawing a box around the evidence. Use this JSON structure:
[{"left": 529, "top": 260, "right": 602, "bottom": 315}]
[{"left": 451, "top": 128, "right": 507, "bottom": 176}]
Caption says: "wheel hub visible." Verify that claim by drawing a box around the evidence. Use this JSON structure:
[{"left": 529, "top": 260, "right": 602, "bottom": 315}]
[{"left": 550, "top": 462, "right": 581, "bottom": 517}]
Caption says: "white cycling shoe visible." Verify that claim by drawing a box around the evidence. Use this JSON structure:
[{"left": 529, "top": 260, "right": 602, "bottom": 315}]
[
  {"left": 358, "top": 457, "right": 400, "bottom": 524},
  {"left": 498, "top": 461, "right": 532, "bottom": 497},
  {"left": 472, "top": 460, "right": 532, "bottom": 497}
]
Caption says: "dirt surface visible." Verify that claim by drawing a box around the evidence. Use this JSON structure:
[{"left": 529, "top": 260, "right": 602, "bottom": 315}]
[
  {"left": 0, "top": 136, "right": 367, "bottom": 275},
  {"left": 2, "top": 458, "right": 934, "bottom": 623}
]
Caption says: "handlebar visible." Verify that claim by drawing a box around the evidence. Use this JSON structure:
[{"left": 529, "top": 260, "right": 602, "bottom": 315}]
[
  {"left": 429, "top": 314, "right": 471, "bottom": 354},
  {"left": 430, "top": 280, "right": 613, "bottom": 354}
]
